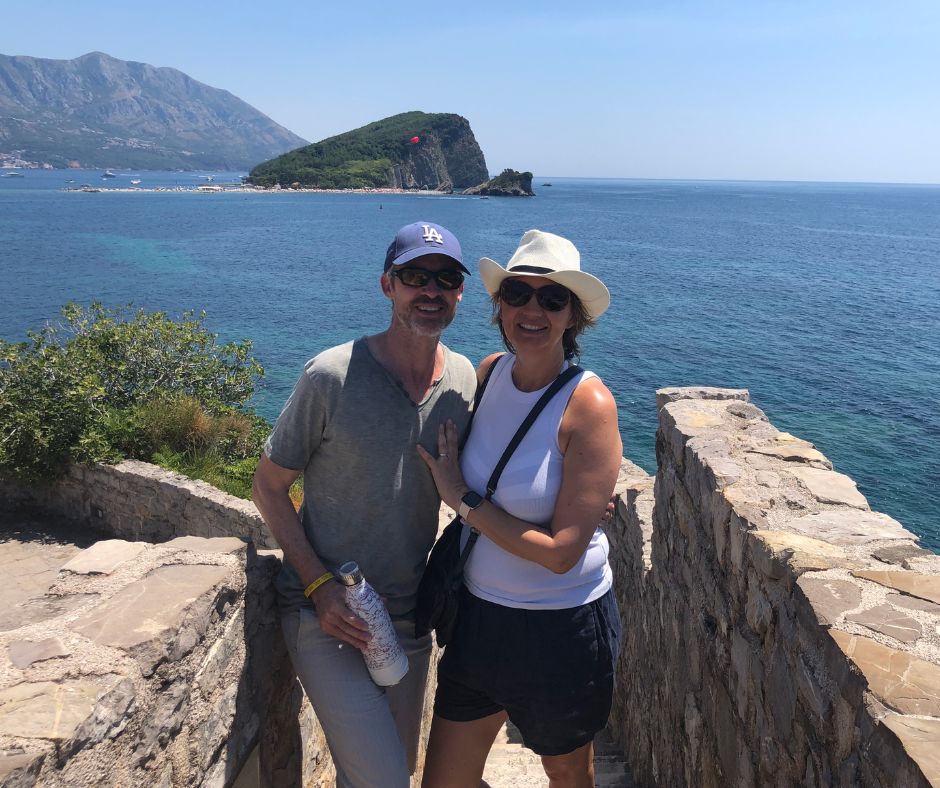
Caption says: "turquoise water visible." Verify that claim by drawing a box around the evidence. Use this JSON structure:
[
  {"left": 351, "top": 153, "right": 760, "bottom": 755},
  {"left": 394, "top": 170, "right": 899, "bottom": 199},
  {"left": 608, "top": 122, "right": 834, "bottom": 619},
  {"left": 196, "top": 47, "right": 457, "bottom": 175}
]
[{"left": 2, "top": 170, "right": 939, "bottom": 551}]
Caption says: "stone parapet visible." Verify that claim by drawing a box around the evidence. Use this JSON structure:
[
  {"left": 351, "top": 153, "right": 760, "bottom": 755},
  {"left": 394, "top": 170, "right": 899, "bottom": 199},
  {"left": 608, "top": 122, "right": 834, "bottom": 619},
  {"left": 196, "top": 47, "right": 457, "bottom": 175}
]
[
  {"left": 607, "top": 387, "right": 939, "bottom": 787},
  {"left": 0, "top": 532, "right": 329, "bottom": 787},
  {"left": 0, "top": 460, "right": 276, "bottom": 549}
]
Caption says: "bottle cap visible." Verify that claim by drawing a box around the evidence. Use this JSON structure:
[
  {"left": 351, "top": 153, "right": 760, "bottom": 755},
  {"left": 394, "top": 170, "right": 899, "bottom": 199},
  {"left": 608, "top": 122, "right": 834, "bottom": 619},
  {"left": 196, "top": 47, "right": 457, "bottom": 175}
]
[{"left": 335, "top": 561, "right": 363, "bottom": 586}]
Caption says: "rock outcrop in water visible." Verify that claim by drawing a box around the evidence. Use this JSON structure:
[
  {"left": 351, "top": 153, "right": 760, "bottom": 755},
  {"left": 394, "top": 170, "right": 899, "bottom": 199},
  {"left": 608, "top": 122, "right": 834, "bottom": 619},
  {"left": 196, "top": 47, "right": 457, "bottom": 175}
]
[
  {"left": 463, "top": 168, "right": 534, "bottom": 197},
  {"left": 248, "top": 111, "right": 489, "bottom": 191},
  {"left": 0, "top": 51, "right": 307, "bottom": 170}
]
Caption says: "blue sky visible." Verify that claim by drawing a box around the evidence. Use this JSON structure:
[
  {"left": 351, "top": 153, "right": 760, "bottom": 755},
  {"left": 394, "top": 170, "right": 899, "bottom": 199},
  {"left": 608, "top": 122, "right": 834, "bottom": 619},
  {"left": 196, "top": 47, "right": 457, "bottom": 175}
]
[{"left": 2, "top": 1, "right": 938, "bottom": 183}]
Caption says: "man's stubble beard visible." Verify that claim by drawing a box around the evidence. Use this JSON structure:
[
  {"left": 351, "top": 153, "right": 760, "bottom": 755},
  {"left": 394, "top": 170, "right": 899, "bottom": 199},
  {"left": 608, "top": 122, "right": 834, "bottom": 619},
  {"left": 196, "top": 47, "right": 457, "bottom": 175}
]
[{"left": 393, "top": 301, "right": 456, "bottom": 338}]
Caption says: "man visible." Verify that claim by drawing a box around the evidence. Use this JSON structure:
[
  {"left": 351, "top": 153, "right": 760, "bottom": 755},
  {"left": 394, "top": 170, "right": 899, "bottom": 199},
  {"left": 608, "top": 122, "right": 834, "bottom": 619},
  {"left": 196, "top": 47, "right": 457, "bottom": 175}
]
[{"left": 252, "top": 221, "right": 477, "bottom": 788}]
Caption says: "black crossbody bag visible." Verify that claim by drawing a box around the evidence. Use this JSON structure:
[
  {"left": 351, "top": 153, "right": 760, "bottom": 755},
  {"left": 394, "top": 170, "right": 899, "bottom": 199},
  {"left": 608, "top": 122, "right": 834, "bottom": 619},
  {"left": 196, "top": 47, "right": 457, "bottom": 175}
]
[{"left": 414, "top": 357, "right": 583, "bottom": 646}]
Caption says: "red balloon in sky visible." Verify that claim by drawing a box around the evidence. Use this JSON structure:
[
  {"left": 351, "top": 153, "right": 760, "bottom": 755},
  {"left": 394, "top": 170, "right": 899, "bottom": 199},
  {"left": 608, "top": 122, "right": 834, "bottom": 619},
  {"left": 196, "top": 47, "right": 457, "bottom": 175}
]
[{"left": 410, "top": 136, "right": 420, "bottom": 144}]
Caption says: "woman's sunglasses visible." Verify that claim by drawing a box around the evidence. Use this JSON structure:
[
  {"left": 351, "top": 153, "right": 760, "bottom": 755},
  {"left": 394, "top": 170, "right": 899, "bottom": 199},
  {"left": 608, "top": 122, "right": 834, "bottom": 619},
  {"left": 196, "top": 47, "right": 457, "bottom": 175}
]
[
  {"left": 391, "top": 267, "right": 464, "bottom": 291},
  {"left": 499, "top": 279, "right": 571, "bottom": 312}
]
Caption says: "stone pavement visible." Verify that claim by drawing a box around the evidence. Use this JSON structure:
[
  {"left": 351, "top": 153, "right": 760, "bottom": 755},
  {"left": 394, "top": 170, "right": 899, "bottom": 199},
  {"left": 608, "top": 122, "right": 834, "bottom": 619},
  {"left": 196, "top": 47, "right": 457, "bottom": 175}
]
[{"left": 481, "top": 723, "right": 634, "bottom": 787}]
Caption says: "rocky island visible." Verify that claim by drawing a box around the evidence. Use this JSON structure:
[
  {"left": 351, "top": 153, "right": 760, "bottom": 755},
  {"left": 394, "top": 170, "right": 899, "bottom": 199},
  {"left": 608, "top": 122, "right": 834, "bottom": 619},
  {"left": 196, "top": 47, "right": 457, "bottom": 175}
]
[
  {"left": 463, "top": 168, "right": 534, "bottom": 196},
  {"left": 247, "top": 111, "right": 490, "bottom": 191}
]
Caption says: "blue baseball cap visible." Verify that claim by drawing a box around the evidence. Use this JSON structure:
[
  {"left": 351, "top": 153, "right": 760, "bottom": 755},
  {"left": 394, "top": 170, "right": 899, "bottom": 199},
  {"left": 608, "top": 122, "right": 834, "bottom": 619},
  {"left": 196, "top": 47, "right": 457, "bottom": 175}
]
[{"left": 384, "top": 221, "right": 469, "bottom": 273}]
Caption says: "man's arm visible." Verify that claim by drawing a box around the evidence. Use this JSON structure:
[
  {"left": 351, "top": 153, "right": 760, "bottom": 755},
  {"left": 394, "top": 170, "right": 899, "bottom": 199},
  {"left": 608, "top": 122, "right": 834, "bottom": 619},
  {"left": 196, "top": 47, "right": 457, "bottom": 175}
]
[{"left": 252, "top": 453, "right": 370, "bottom": 649}]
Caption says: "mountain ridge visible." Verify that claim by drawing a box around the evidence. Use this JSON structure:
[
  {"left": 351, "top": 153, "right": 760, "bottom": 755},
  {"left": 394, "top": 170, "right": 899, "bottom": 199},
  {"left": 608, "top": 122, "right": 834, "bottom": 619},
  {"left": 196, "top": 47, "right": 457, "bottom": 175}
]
[{"left": 0, "top": 51, "right": 307, "bottom": 170}]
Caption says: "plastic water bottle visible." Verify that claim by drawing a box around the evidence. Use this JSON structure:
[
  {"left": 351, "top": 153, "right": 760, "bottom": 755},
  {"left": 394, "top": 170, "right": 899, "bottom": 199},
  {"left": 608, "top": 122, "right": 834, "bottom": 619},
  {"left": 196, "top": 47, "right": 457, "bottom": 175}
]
[{"left": 336, "top": 561, "right": 409, "bottom": 686}]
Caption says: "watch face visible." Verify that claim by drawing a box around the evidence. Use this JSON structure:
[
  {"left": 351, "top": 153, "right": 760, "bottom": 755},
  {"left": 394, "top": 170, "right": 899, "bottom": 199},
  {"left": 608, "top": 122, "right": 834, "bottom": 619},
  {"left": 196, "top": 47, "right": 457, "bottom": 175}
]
[{"left": 462, "top": 491, "right": 484, "bottom": 508}]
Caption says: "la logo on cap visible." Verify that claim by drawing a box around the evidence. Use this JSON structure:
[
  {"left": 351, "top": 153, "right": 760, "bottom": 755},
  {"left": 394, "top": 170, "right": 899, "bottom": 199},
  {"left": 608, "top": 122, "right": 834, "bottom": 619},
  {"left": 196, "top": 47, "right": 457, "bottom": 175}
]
[{"left": 422, "top": 225, "right": 444, "bottom": 245}]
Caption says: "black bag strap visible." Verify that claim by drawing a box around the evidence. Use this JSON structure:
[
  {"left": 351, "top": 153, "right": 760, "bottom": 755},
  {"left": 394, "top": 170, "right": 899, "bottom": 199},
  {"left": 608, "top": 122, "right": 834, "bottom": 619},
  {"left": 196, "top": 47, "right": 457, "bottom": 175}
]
[
  {"left": 484, "top": 363, "right": 583, "bottom": 498},
  {"left": 457, "top": 360, "right": 583, "bottom": 567}
]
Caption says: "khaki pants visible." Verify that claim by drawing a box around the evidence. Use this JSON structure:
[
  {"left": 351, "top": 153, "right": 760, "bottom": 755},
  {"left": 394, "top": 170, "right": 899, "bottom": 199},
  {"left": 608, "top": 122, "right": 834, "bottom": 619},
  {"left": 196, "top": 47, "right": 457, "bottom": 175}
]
[{"left": 281, "top": 607, "right": 432, "bottom": 788}]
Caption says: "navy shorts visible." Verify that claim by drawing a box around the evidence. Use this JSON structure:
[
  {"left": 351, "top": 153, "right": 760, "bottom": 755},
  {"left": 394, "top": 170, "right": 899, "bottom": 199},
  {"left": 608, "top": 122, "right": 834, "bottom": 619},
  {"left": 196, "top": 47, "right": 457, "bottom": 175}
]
[{"left": 434, "top": 587, "right": 621, "bottom": 756}]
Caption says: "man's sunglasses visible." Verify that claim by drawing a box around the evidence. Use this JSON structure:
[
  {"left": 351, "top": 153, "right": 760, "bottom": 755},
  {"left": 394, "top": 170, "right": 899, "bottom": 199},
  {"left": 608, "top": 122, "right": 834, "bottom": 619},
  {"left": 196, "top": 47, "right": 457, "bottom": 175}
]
[
  {"left": 391, "top": 267, "right": 464, "bottom": 291},
  {"left": 499, "top": 279, "right": 571, "bottom": 312}
]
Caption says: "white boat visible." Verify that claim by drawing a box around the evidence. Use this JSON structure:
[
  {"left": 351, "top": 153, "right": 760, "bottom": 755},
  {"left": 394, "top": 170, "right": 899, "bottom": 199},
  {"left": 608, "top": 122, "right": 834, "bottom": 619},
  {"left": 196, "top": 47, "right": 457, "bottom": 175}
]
[
  {"left": 130, "top": 179, "right": 141, "bottom": 185},
  {"left": 101, "top": 170, "right": 116, "bottom": 179},
  {"left": 2, "top": 171, "right": 25, "bottom": 178}
]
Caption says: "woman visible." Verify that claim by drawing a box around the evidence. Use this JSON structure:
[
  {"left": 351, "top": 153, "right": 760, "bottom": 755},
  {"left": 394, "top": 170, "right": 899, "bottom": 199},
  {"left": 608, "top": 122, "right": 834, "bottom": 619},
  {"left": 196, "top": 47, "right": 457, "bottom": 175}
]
[{"left": 417, "top": 229, "right": 623, "bottom": 788}]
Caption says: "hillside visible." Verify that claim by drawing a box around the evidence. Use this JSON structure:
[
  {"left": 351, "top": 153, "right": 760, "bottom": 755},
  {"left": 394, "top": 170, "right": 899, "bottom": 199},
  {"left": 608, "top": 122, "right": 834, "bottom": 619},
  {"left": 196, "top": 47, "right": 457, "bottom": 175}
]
[
  {"left": 247, "top": 111, "right": 488, "bottom": 190},
  {"left": 0, "top": 51, "right": 307, "bottom": 170}
]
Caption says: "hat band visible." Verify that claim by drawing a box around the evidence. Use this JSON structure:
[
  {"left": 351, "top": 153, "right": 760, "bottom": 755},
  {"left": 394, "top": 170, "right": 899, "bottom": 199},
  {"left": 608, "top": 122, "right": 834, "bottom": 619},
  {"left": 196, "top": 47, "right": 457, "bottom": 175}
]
[{"left": 508, "top": 264, "right": 553, "bottom": 274}]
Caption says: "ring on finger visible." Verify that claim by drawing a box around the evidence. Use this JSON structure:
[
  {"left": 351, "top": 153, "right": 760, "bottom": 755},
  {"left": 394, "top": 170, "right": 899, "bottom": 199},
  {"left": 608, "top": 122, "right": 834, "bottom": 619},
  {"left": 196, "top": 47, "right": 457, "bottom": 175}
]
[{"left": 440, "top": 453, "right": 448, "bottom": 459}]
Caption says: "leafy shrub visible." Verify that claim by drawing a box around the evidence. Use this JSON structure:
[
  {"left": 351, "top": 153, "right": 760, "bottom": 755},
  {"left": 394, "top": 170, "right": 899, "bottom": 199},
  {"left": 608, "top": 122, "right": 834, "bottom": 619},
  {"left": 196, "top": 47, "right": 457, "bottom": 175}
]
[{"left": 0, "top": 303, "right": 268, "bottom": 496}]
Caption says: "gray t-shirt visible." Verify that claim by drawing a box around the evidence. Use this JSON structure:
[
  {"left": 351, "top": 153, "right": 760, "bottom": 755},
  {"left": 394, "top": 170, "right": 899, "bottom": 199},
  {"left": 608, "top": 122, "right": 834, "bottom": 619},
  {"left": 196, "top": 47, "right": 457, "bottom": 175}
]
[{"left": 265, "top": 337, "right": 476, "bottom": 616}]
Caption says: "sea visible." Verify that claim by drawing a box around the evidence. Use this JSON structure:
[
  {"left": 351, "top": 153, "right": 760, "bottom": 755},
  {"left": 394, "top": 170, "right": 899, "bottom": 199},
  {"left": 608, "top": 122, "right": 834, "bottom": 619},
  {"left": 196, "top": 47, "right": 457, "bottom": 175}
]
[{"left": 1, "top": 170, "right": 938, "bottom": 552}]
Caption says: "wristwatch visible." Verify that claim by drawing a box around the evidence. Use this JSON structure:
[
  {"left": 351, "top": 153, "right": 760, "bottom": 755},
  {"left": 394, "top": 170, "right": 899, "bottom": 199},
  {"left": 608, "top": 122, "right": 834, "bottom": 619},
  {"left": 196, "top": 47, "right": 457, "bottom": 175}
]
[{"left": 458, "top": 490, "right": 485, "bottom": 522}]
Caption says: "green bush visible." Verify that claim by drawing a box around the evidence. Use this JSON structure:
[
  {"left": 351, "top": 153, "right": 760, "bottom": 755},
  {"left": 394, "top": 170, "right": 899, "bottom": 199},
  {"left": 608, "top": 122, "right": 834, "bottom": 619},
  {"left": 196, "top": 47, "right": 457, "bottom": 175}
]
[{"left": 0, "top": 303, "right": 268, "bottom": 496}]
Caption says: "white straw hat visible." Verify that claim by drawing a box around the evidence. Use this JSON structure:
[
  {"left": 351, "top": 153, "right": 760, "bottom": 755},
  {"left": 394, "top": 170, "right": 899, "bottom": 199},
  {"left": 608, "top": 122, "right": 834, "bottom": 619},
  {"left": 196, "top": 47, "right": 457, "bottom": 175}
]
[{"left": 479, "top": 229, "right": 611, "bottom": 319}]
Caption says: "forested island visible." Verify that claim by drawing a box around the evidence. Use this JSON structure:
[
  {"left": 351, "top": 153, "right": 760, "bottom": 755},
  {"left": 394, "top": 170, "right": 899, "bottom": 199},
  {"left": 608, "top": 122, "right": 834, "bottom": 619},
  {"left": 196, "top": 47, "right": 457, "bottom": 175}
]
[{"left": 247, "top": 111, "right": 490, "bottom": 191}]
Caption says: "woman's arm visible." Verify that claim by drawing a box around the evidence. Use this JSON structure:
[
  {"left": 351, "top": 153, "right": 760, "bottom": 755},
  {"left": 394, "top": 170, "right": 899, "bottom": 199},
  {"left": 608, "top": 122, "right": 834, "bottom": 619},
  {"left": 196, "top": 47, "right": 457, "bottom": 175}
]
[{"left": 417, "top": 377, "right": 622, "bottom": 574}]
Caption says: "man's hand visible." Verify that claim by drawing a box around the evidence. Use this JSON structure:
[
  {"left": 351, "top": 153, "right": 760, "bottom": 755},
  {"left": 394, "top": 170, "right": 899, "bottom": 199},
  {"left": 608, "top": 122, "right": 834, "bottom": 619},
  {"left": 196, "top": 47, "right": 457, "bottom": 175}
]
[{"left": 310, "top": 581, "right": 372, "bottom": 651}]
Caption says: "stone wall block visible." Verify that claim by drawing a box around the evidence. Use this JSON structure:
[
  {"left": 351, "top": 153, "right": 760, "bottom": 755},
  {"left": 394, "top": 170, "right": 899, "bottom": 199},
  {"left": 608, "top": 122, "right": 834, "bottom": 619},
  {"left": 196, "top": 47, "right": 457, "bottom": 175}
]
[
  {"left": 765, "top": 644, "right": 797, "bottom": 743},
  {"left": 196, "top": 607, "right": 245, "bottom": 698},
  {"left": 750, "top": 530, "right": 854, "bottom": 583},
  {"left": 794, "top": 654, "right": 831, "bottom": 722},
  {"left": 132, "top": 682, "right": 189, "bottom": 767},
  {"left": 61, "top": 677, "right": 136, "bottom": 761},
  {"left": 745, "top": 571, "right": 774, "bottom": 638},
  {"left": 729, "top": 513, "right": 749, "bottom": 572}
]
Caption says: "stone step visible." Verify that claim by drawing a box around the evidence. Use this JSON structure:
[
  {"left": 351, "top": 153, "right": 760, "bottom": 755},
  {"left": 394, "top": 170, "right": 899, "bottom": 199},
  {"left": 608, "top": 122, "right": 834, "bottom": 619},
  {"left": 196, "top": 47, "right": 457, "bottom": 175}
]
[{"left": 480, "top": 723, "right": 634, "bottom": 788}]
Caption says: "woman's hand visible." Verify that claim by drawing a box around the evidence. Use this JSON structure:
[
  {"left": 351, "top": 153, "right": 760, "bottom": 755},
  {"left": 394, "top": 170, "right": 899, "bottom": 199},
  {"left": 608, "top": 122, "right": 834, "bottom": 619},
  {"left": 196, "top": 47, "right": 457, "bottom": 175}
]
[{"left": 416, "top": 419, "right": 470, "bottom": 511}]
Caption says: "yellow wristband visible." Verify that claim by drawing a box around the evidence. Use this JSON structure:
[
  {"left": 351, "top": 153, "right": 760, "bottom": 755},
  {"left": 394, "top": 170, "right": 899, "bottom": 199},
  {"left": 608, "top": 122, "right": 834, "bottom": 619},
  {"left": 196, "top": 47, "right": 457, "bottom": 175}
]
[{"left": 303, "top": 571, "right": 334, "bottom": 598}]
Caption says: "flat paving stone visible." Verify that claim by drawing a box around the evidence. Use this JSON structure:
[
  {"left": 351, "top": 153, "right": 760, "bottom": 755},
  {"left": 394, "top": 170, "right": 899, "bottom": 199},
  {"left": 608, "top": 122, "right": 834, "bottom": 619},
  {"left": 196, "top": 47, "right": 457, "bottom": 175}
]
[
  {"left": 71, "top": 563, "right": 230, "bottom": 650},
  {"left": 747, "top": 444, "right": 831, "bottom": 467},
  {"left": 880, "top": 714, "right": 940, "bottom": 787},
  {"left": 846, "top": 604, "right": 922, "bottom": 644},
  {"left": 0, "top": 593, "right": 98, "bottom": 634},
  {"left": 830, "top": 630, "right": 940, "bottom": 716},
  {"left": 8, "top": 638, "right": 70, "bottom": 669},
  {"left": 887, "top": 592, "right": 940, "bottom": 615},
  {"left": 789, "top": 510, "right": 913, "bottom": 545},
  {"left": 852, "top": 570, "right": 940, "bottom": 606},
  {"left": 60, "top": 539, "right": 148, "bottom": 575},
  {"left": 873, "top": 543, "right": 934, "bottom": 566},
  {"left": 163, "top": 535, "right": 246, "bottom": 554},
  {"left": 798, "top": 576, "right": 862, "bottom": 625},
  {"left": 789, "top": 467, "right": 869, "bottom": 509},
  {"left": 0, "top": 678, "right": 108, "bottom": 740},
  {"left": 0, "top": 539, "right": 79, "bottom": 609}
]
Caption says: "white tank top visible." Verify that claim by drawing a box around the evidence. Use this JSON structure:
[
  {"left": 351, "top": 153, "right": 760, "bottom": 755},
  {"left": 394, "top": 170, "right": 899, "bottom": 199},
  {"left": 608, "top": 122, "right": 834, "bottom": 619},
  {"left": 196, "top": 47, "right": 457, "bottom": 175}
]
[{"left": 460, "top": 354, "right": 613, "bottom": 609}]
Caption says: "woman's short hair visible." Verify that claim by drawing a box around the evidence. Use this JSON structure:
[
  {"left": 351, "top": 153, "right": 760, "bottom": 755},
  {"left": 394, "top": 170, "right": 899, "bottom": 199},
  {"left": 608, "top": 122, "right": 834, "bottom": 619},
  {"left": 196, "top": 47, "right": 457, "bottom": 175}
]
[{"left": 490, "top": 288, "right": 596, "bottom": 360}]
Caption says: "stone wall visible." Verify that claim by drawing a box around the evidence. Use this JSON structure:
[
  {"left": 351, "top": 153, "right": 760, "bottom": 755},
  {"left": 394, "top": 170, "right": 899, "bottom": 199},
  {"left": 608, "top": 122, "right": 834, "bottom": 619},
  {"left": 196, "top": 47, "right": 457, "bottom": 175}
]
[
  {"left": 607, "top": 387, "right": 939, "bottom": 787},
  {"left": 0, "top": 464, "right": 337, "bottom": 788},
  {"left": 0, "top": 533, "right": 323, "bottom": 786},
  {"left": 0, "top": 460, "right": 275, "bottom": 549},
  {"left": 4, "top": 394, "right": 939, "bottom": 786}
]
